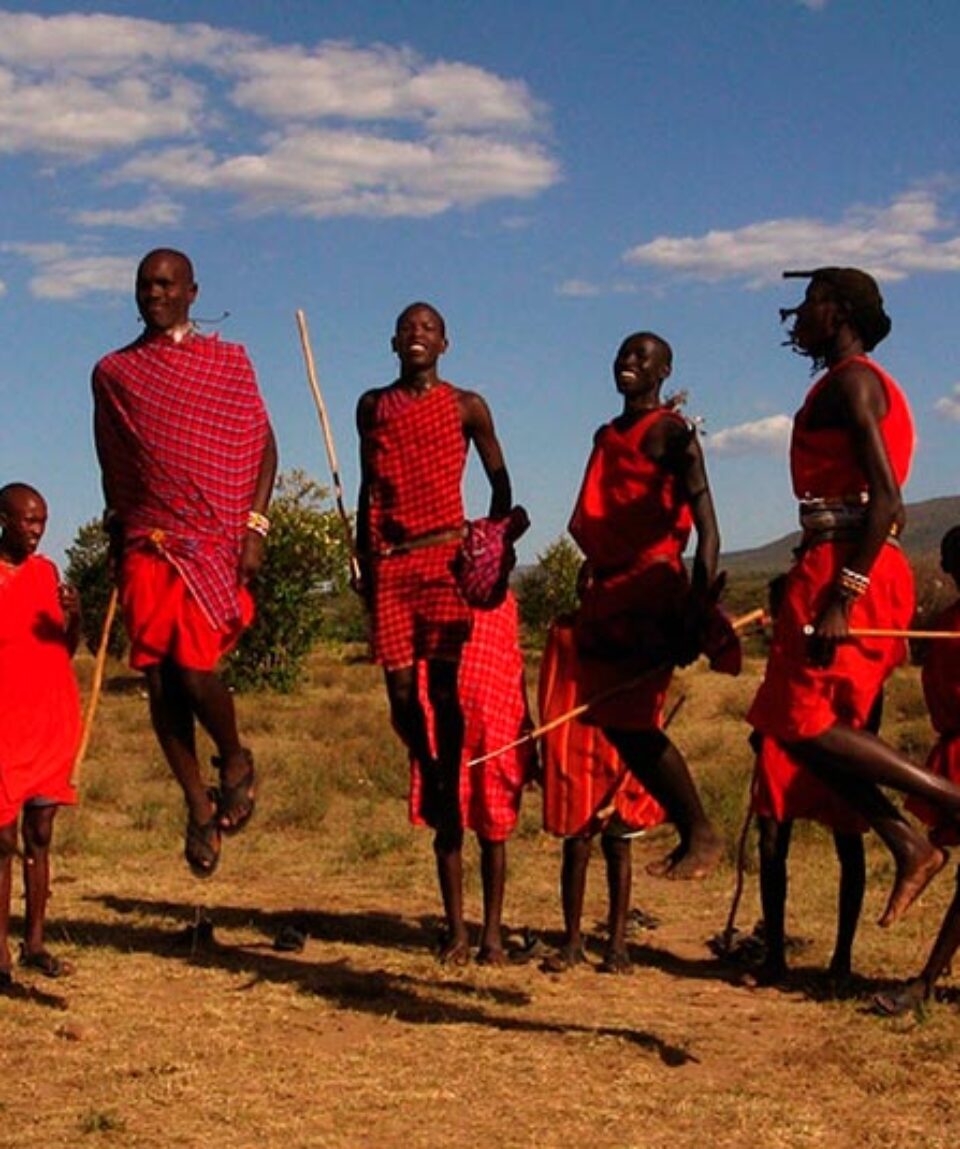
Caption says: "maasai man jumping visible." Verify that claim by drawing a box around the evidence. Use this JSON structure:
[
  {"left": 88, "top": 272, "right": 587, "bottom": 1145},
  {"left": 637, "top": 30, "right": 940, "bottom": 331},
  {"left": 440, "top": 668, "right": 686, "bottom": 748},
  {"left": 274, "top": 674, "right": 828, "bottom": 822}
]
[
  {"left": 0, "top": 483, "right": 82, "bottom": 983},
  {"left": 748, "top": 267, "right": 960, "bottom": 929},
  {"left": 93, "top": 249, "right": 277, "bottom": 879},
  {"left": 564, "top": 331, "right": 725, "bottom": 882},
  {"left": 356, "top": 301, "right": 521, "bottom": 965}
]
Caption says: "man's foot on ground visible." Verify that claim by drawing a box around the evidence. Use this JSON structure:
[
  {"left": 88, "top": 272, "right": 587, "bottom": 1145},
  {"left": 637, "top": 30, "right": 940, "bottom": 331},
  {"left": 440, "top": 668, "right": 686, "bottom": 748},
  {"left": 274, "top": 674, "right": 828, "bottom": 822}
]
[
  {"left": 873, "top": 978, "right": 928, "bottom": 1017},
  {"left": 540, "top": 943, "right": 588, "bottom": 974},
  {"left": 19, "top": 945, "right": 74, "bottom": 979},
  {"left": 0, "top": 966, "right": 12, "bottom": 991},
  {"left": 214, "top": 748, "right": 256, "bottom": 835},
  {"left": 475, "top": 945, "right": 507, "bottom": 966},
  {"left": 598, "top": 948, "right": 633, "bottom": 975},
  {"left": 437, "top": 936, "right": 471, "bottom": 967},
  {"left": 878, "top": 845, "right": 949, "bottom": 928},
  {"left": 738, "top": 960, "right": 787, "bottom": 989}
]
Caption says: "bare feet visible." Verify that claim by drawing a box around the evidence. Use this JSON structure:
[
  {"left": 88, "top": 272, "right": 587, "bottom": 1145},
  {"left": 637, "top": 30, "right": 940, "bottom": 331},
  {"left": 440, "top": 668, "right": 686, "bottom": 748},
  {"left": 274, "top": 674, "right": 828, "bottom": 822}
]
[
  {"left": 475, "top": 945, "right": 507, "bottom": 966},
  {"left": 647, "top": 830, "right": 723, "bottom": 881},
  {"left": 438, "top": 936, "right": 471, "bottom": 967},
  {"left": 878, "top": 845, "right": 949, "bottom": 928},
  {"left": 19, "top": 946, "right": 75, "bottom": 978},
  {"left": 540, "top": 943, "right": 587, "bottom": 974},
  {"left": 738, "top": 959, "right": 787, "bottom": 989},
  {"left": 598, "top": 948, "right": 633, "bottom": 975},
  {"left": 873, "top": 978, "right": 928, "bottom": 1017}
]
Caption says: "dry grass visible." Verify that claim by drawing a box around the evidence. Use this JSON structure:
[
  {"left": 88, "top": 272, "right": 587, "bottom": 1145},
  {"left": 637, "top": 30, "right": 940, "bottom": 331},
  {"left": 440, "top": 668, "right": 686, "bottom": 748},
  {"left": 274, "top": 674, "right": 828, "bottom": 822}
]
[{"left": 2, "top": 646, "right": 958, "bottom": 1149}]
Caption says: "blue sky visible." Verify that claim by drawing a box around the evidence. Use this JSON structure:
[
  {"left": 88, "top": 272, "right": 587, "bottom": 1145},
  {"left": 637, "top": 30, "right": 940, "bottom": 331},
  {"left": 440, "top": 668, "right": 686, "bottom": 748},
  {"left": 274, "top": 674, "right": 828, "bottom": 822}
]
[{"left": 2, "top": 0, "right": 959, "bottom": 569}]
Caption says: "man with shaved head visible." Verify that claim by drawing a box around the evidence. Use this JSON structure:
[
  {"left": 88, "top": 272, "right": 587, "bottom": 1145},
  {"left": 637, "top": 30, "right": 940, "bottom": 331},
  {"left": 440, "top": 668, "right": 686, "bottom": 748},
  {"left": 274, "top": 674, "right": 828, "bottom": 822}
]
[{"left": 93, "top": 249, "right": 277, "bottom": 879}]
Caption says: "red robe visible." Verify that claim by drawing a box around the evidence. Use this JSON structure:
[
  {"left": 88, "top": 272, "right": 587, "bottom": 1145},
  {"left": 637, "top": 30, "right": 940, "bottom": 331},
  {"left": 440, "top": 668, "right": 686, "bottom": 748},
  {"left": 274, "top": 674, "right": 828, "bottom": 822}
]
[
  {"left": 567, "top": 408, "right": 693, "bottom": 730},
  {"left": 748, "top": 356, "right": 915, "bottom": 742},
  {"left": 539, "top": 618, "right": 666, "bottom": 837},
  {"left": 0, "top": 556, "right": 80, "bottom": 824},
  {"left": 412, "top": 593, "right": 535, "bottom": 841},
  {"left": 906, "top": 600, "right": 960, "bottom": 846}
]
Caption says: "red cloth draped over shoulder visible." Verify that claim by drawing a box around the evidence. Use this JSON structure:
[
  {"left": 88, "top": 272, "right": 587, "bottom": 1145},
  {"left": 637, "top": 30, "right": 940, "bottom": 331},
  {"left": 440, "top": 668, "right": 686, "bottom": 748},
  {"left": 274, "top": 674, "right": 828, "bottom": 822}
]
[
  {"left": 0, "top": 557, "right": 80, "bottom": 824},
  {"left": 411, "top": 593, "right": 535, "bottom": 841},
  {"left": 539, "top": 619, "right": 666, "bottom": 837},
  {"left": 367, "top": 382, "right": 466, "bottom": 549},
  {"left": 906, "top": 601, "right": 960, "bottom": 846},
  {"left": 93, "top": 332, "right": 270, "bottom": 630},
  {"left": 748, "top": 358, "right": 916, "bottom": 742},
  {"left": 790, "top": 354, "right": 914, "bottom": 497}
]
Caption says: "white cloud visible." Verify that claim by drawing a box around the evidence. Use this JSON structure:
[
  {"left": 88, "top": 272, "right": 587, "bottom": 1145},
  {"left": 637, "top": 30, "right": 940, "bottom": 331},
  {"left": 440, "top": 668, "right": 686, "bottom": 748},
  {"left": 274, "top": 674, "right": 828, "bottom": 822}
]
[
  {"left": 70, "top": 199, "right": 185, "bottom": 229},
  {"left": 622, "top": 190, "right": 960, "bottom": 285},
  {"left": 2, "top": 242, "right": 132, "bottom": 300},
  {"left": 556, "top": 279, "right": 602, "bottom": 298},
  {"left": 0, "top": 10, "right": 557, "bottom": 218},
  {"left": 707, "top": 414, "right": 792, "bottom": 456},
  {"left": 934, "top": 386, "right": 960, "bottom": 422}
]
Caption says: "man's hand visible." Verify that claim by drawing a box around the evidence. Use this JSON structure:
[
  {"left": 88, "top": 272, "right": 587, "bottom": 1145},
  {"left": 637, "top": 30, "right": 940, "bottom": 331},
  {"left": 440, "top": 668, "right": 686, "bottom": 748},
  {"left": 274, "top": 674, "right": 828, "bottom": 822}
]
[
  {"left": 805, "top": 595, "right": 850, "bottom": 668},
  {"left": 239, "top": 532, "right": 266, "bottom": 586}
]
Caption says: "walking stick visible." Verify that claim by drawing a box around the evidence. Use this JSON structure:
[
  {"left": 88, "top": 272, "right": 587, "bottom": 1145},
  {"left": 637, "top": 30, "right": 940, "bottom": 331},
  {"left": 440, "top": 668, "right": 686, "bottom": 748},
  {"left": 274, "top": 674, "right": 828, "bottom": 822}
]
[
  {"left": 295, "top": 308, "right": 361, "bottom": 585},
  {"left": 71, "top": 585, "right": 118, "bottom": 786},
  {"left": 802, "top": 624, "right": 960, "bottom": 640},
  {"left": 718, "top": 780, "right": 756, "bottom": 954}
]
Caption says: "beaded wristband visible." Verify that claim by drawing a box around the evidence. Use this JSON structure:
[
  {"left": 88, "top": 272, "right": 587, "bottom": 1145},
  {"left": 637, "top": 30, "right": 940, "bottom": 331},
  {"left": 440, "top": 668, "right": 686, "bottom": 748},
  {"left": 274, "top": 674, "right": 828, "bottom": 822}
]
[
  {"left": 246, "top": 510, "right": 271, "bottom": 538},
  {"left": 837, "top": 566, "right": 870, "bottom": 600}
]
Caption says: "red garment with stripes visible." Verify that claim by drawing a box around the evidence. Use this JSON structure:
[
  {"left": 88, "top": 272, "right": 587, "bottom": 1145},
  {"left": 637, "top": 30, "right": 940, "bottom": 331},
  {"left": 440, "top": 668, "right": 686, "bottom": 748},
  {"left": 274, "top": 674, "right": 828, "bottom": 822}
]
[
  {"left": 0, "top": 556, "right": 80, "bottom": 824},
  {"left": 906, "top": 601, "right": 960, "bottom": 846},
  {"left": 748, "top": 359, "right": 916, "bottom": 742},
  {"left": 411, "top": 594, "right": 535, "bottom": 841},
  {"left": 93, "top": 331, "right": 270, "bottom": 630},
  {"left": 366, "top": 382, "right": 466, "bottom": 549},
  {"left": 538, "top": 619, "right": 666, "bottom": 837}
]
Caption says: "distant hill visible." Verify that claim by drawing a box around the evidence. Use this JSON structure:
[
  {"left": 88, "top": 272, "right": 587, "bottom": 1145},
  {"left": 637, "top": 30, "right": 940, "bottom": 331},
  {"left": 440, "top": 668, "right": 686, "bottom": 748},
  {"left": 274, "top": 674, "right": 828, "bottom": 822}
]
[{"left": 722, "top": 494, "right": 960, "bottom": 575}]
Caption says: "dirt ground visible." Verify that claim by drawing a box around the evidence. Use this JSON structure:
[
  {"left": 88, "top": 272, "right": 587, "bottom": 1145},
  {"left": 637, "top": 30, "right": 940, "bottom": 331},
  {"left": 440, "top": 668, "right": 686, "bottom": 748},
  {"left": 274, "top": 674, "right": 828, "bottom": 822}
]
[
  {"left": 2, "top": 811, "right": 958, "bottom": 1149},
  {"left": 2, "top": 651, "right": 958, "bottom": 1149}
]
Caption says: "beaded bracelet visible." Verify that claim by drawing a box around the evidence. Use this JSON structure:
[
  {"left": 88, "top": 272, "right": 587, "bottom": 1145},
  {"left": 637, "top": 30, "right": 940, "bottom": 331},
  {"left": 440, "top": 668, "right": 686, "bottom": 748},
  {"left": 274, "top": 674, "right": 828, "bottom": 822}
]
[
  {"left": 837, "top": 566, "right": 870, "bottom": 600},
  {"left": 246, "top": 510, "right": 271, "bottom": 538}
]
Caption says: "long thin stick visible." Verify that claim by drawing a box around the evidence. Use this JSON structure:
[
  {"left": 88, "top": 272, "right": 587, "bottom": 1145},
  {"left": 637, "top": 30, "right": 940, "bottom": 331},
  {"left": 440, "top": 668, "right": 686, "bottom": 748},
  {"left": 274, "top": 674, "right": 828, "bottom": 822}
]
[
  {"left": 295, "top": 309, "right": 361, "bottom": 584},
  {"left": 71, "top": 585, "right": 118, "bottom": 785},
  {"left": 802, "top": 624, "right": 960, "bottom": 640},
  {"left": 468, "top": 606, "right": 767, "bottom": 767}
]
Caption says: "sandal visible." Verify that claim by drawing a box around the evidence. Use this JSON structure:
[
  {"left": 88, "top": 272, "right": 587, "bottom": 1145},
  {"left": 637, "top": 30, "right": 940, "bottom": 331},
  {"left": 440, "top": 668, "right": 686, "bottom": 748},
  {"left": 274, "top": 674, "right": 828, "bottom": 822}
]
[
  {"left": 598, "top": 949, "right": 633, "bottom": 975},
  {"left": 540, "top": 943, "right": 588, "bottom": 974},
  {"left": 19, "top": 946, "right": 74, "bottom": 979},
  {"left": 0, "top": 968, "right": 12, "bottom": 990},
  {"left": 185, "top": 807, "right": 221, "bottom": 879},
  {"left": 213, "top": 749, "right": 256, "bottom": 835}
]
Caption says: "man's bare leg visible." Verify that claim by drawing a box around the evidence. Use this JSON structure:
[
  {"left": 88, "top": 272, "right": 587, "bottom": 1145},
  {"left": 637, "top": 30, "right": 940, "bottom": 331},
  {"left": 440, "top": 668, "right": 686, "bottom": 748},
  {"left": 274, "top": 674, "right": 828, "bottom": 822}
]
[
  {"left": 785, "top": 731, "right": 950, "bottom": 928},
  {"left": 599, "top": 835, "right": 633, "bottom": 973},
  {"left": 20, "top": 805, "right": 69, "bottom": 972},
  {"left": 606, "top": 728, "right": 723, "bottom": 880},
  {"left": 745, "top": 815, "right": 791, "bottom": 987},
  {"left": 477, "top": 838, "right": 506, "bottom": 964},
  {"left": 0, "top": 822, "right": 16, "bottom": 983},
  {"left": 542, "top": 836, "right": 591, "bottom": 971},
  {"left": 829, "top": 831, "right": 866, "bottom": 980}
]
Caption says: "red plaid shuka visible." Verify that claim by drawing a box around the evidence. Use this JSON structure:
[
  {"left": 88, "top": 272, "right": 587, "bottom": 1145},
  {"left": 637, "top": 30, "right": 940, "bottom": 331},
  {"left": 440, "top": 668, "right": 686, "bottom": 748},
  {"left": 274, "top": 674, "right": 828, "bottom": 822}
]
[
  {"left": 366, "top": 382, "right": 466, "bottom": 550},
  {"left": 412, "top": 593, "right": 536, "bottom": 841},
  {"left": 93, "top": 331, "right": 270, "bottom": 630}
]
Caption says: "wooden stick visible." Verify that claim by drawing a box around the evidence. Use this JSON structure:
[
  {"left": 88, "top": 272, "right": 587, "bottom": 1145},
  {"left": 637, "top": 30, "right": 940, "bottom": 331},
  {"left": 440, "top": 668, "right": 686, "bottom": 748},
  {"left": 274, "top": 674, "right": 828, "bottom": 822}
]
[
  {"left": 468, "top": 607, "right": 765, "bottom": 767},
  {"left": 71, "top": 585, "right": 118, "bottom": 785},
  {"left": 802, "top": 624, "right": 960, "bottom": 640},
  {"left": 295, "top": 309, "right": 361, "bottom": 584}
]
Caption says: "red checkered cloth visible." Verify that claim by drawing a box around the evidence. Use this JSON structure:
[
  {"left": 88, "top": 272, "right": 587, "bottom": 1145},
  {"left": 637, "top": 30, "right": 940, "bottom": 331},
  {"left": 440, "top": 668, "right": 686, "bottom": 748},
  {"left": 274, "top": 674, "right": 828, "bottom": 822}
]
[
  {"left": 366, "top": 382, "right": 466, "bottom": 549},
  {"left": 410, "top": 593, "right": 535, "bottom": 841},
  {"left": 907, "top": 601, "right": 960, "bottom": 846},
  {"left": 93, "top": 331, "right": 270, "bottom": 629},
  {"left": 0, "top": 556, "right": 80, "bottom": 824},
  {"left": 539, "top": 618, "right": 666, "bottom": 836}
]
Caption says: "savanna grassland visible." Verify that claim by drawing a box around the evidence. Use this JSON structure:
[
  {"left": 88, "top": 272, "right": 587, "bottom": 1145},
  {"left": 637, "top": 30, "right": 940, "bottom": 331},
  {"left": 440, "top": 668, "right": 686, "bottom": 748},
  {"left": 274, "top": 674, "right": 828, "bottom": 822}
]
[{"left": 1, "top": 642, "right": 958, "bottom": 1149}]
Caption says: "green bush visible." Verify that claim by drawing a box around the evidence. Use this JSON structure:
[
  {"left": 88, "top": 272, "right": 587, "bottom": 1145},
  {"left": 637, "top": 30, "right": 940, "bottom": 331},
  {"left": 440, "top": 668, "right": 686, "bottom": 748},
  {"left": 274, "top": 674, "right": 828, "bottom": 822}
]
[{"left": 514, "top": 534, "right": 582, "bottom": 642}]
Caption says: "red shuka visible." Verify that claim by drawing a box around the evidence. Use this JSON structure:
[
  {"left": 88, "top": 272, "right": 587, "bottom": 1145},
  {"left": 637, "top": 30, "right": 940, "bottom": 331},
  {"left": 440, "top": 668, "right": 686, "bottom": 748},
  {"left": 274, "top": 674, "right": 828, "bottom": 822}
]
[
  {"left": 93, "top": 331, "right": 270, "bottom": 630},
  {"left": 539, "top": 619, "right": 666, "bottom": 837},
  {"left": 0, "top": 556, "right": 80, "bottom": 824},
  {"left": 567, "top": 408, "right": 693, "bottom": 730},
  {"left": 748, "top": 357, "right": 916, "bottom": 743},
  {"left": 411, "top": 594, "right": 535, "bottom": 841},
  {"left": 906, "top": 600, "right": 960, "bottom": 846}
]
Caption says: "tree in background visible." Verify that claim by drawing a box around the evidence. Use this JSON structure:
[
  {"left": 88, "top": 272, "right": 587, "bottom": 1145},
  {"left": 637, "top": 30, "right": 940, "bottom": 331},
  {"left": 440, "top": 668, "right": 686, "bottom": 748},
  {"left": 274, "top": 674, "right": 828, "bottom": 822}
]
[
  {"left": 514, "top": 535, "right": 581, "bottom": 640},
  {"left": 65, "top": 470, "right": 359, "bottom": 692}
]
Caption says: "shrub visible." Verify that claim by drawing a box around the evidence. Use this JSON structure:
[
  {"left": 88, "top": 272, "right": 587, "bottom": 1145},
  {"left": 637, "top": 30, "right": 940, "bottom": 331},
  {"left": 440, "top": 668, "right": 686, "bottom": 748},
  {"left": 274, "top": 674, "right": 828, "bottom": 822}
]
[{"left": 514, "top": 534, "right": 581, "bottom": 641}]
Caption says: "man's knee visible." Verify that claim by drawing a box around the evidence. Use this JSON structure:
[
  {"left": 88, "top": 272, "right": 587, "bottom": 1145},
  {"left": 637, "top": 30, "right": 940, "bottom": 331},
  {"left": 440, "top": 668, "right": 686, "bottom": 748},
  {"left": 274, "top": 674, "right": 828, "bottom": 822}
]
[
  {"left": 0, "top": 820, "right": 17, "bottom": 859},
  {"left": 22, "top": 807, "right": 55, "bottom": 853}
]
